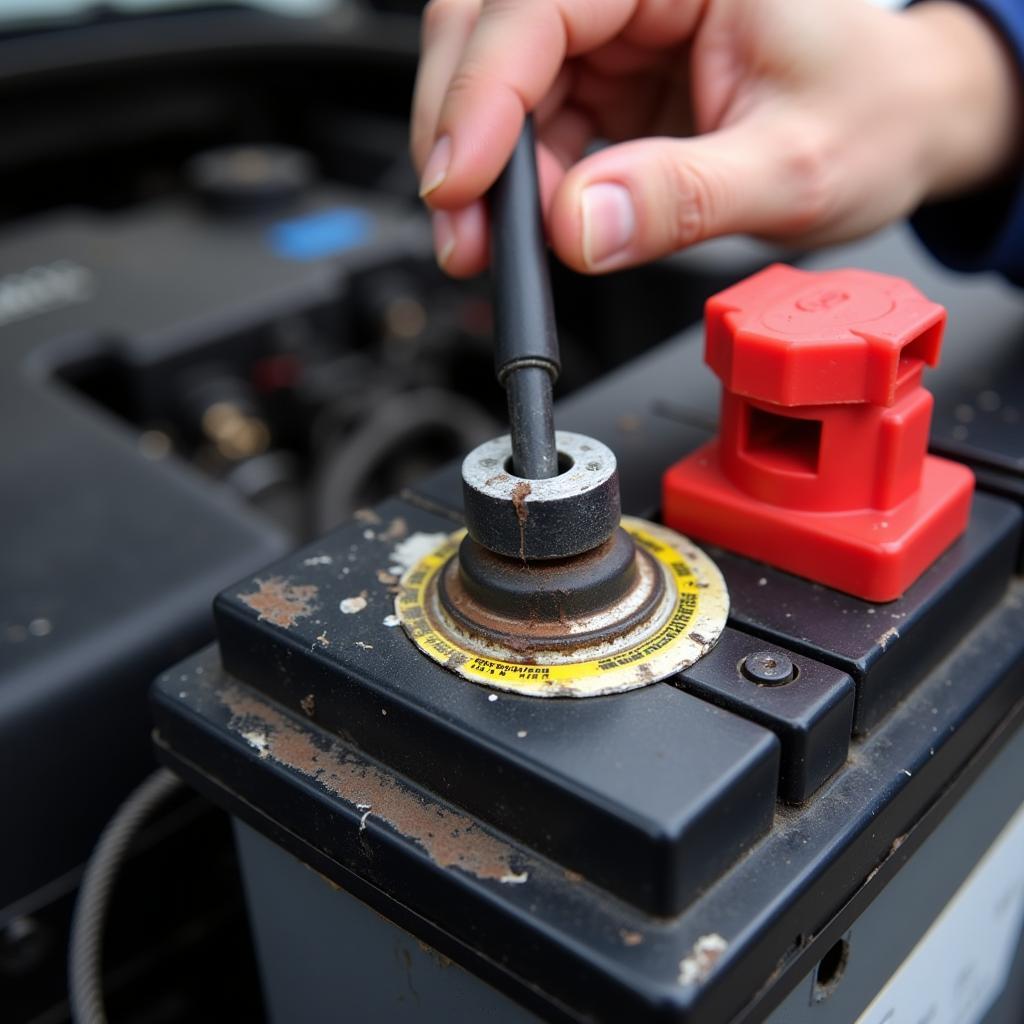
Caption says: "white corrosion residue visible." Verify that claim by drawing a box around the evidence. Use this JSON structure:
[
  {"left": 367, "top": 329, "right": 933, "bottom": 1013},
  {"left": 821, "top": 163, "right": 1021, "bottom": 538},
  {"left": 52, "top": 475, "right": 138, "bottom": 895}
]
[
  {"left": 242, "top": 729, "right": 269, "bottom": 757},
  {"left": 679, "top": 933, "right": 728, "bottom": 986},
  {"left": 340, "top": 596, "right": 368, "bottom": 615},
  {"left": 500, "top": 871, "right": 529, "bottom": 885},
  {"left": 357, "top": 804, "right": 373, "bottom": 833},
  {"left": 389, "top": 532, "right": 450, "bottom": 574},
  {"left": 303, "top": 555, "right": 333, "bottom": 566},
  {"left": 382, "top": 614, "right": 400, "bottom": 628},
  {"left": 879, "top": 627, "right": 900, "bottom": 650}
]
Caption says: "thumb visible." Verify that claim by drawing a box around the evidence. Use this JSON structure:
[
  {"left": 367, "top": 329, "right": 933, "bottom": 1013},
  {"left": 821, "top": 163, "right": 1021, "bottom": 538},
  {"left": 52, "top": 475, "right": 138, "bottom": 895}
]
[{"left": 547, "top": 121, "right": 829, "bottom": 272}]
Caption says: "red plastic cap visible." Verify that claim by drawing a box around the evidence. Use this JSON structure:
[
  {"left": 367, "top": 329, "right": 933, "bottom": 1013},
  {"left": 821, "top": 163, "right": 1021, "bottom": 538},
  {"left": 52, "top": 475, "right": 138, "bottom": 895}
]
[
  {"left": 705, "top": 264, "right": 946, "bottom": 407},
  {"left": 664, "top": 264, "right": 974, "bottom": 602}
]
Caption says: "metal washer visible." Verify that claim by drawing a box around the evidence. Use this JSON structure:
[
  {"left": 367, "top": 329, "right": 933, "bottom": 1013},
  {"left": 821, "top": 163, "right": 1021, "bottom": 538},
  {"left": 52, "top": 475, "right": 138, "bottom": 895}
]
[{"left": 461, "top": 431, "right": 621, "bottom": 559}]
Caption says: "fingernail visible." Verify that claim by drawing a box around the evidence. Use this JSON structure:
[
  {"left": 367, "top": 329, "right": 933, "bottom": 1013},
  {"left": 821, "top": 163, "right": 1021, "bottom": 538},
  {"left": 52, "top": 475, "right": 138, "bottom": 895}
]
[
  {"left": 580, "top": 183, "right": 635, "bottom": 269},
  {"left": 420, "top": 135, "right": 452, "bottom": 197},
  {"left": 432, "top": 210, "right": 456, "bottom": 268}
]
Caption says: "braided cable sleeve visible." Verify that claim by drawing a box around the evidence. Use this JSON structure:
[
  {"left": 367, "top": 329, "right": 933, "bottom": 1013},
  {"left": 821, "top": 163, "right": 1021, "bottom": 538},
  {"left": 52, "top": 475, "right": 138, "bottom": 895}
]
[{"left": 68, "top": 767, "right": 183, "bottom": 1024}]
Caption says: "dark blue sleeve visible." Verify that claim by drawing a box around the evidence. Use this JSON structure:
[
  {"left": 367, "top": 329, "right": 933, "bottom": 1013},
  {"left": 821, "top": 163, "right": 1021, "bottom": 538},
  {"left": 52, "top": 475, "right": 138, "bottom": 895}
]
[{"left": 909, "top": 0, "right": 1024, "bottom": 284}]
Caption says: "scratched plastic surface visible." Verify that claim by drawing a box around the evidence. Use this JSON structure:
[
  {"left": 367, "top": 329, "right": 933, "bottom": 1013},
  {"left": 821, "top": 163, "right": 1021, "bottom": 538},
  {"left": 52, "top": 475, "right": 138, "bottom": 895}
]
[{"left": 210, "top": 498, "right": 780, "bottom": 915}]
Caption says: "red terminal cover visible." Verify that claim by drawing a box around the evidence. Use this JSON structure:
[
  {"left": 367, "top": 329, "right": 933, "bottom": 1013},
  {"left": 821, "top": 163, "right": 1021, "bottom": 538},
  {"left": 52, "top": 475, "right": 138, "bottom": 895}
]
[{"left": 662, "top": 265, "right": 974, "bottom": 602}]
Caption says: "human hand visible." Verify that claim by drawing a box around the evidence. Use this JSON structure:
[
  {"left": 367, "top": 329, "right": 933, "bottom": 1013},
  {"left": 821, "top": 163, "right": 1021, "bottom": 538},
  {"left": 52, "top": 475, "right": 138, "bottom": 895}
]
[{"left": 411, "top": 0, "right": 1019, "bottom": 277}]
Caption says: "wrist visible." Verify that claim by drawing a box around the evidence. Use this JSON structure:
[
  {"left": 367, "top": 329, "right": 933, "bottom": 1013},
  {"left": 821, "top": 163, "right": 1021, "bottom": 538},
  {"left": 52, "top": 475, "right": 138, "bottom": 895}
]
[{"left": 906, "top": 1, "right": 1022, "bottom": 201}]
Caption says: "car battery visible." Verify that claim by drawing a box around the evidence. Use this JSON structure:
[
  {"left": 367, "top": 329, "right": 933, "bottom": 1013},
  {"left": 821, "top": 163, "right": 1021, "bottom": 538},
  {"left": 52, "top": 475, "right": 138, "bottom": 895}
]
[{"left": 151, "top": 225, "right": 1024, "bottom": 1024}]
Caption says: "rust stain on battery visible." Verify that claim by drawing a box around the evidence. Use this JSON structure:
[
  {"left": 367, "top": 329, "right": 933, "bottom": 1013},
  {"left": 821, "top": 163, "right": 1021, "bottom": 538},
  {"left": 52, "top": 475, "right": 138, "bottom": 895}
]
[
  {"left": 378, "top": 516, "right": 409, "bottom": 542},
  {"left": 511, "top": 481, "right": 531, "bottom": 562},
  {"left": 238, "top": 577, "right": 318, "bottom": 628},
  {"left": 221, "top": 686, "right": 527, "bottom": 884},
  {"left": 511, "top": 481, "right": 531, "bottom": 525}
]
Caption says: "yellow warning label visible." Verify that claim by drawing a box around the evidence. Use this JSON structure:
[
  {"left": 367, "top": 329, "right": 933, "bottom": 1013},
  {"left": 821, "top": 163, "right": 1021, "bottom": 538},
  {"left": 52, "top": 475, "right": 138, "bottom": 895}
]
[{"left": 395, "top": 517, "right": 729, "bottom": 698}]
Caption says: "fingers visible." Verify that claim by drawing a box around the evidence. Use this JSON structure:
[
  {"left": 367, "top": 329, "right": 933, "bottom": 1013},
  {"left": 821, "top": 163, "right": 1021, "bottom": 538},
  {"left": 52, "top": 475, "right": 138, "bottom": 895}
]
[
  {"left": 417, "top": 0, "right": 644, "bottom": 208},
  {"left": 431, "top": 201, "right": 488, "bottom": 278},
  {"left": 433, "top": 139, "right": 574, "bottom": 276},
  {"left": 412, "top": 0, "right": 745, "bottom": 272},
  {"left": 411, "top": 0, "right": 481, "bottom": 173},
  {"left": 546, "top": 117, "right": 835, "bottom": 272}
]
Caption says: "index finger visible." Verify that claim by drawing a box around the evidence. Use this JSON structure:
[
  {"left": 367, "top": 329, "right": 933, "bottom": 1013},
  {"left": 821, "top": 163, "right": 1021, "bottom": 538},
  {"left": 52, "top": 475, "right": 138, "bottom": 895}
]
[{"left": 411, "top": 0, "right": 481, "bottom": 174}]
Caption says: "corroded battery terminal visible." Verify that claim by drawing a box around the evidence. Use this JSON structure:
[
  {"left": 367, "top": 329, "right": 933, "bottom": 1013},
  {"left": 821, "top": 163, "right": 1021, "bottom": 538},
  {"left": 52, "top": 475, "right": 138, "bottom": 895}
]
[{"left": 396, "top": 120, "right": 728, "bottom": 696}]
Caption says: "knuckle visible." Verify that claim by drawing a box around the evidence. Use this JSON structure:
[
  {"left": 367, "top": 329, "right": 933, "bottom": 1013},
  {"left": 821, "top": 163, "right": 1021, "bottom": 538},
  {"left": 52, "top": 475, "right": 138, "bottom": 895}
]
[
  {"left": 444, "top": 58, "right": 520, "bottom": 113},
  {"left": 663, "top": 156, "right": 721, "bottom": 249},
  {"left": 445, "top": 64, "right": 484, "bottom": 106},
  {"left": 777, "top": 124, "right": 841, "bottom": 232},
  {"left": 435, "top": 59, "right": 524, "bottom": 143}
]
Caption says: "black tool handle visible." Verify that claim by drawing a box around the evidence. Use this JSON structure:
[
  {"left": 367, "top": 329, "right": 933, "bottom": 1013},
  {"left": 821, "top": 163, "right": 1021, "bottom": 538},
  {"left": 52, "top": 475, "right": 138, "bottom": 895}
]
[{"left": 490, "top": 116, "right": 560, "bottom": 479}]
